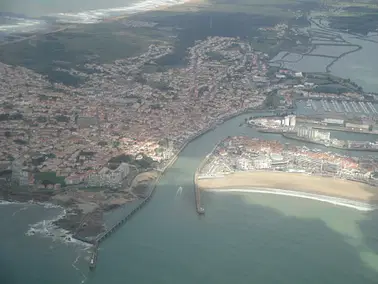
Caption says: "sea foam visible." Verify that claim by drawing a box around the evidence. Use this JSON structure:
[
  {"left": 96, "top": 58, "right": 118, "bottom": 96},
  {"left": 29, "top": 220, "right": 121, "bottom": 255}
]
[
  {"left": 50, "top": 0, "right": 189, "bottom": 24},
  {"left": 0, "top": 17, "right": 46, "bottom": 33},
  {"left": 25, "top": 205, "right": 91, "bottom": 247},
  {"left": 207, "top": 188, "right": 377, "bottom": 211}
]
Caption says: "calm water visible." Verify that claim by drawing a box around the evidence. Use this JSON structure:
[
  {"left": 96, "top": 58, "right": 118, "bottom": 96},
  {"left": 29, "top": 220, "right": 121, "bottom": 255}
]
[
  {"left": 270, "top": 20, "right": 378, "bottom": 93},
  {"left": 1, "top": 112, "right": 378, "bottom": 284}
]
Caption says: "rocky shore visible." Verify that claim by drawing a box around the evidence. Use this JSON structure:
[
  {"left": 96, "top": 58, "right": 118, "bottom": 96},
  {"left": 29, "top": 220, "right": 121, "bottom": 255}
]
[{"left": 0, "top": 170, "right": 159, "bottom": 242}]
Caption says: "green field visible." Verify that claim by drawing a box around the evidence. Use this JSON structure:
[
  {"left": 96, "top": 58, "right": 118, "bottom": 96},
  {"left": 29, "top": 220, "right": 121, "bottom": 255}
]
[
  {"left": 0, "top": 0, "right": 321, "bottom": 85},
  {"left": 0, "top": 22, "right": 172, "bottom": 85}
]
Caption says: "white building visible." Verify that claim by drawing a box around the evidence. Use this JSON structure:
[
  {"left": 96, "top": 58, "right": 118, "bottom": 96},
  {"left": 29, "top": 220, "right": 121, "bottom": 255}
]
[
  {"left": 288, "top": 115, "right": 296, "bottom": 127},
  {"left": 282, "top": 115, "right": 296, "bottom": 128},
  {"left": 284, "top": 116, "right": 290, "bottom": 126},
  {"left": 236, "top": 158, "right": 253, "bottom": 171},
  {"left": 297, "top": 127, "right": 330, "bottom": 141},
  {"left": 88, "top": 163, "right": 130, "bottom": 188},
  {"left": 297, "top": 126, "right": 310, "bottom": 138},
  {"left": 253, "top": 157, "right": 272, "bottom": 169}
]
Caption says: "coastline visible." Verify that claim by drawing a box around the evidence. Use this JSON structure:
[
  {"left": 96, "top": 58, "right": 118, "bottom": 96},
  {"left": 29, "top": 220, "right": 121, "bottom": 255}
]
[
  {"left": 0, "top": 107, "right": 260, "bottom": 246},
  {"left": 197, "top": 171, "right": 378, "bottom": 204},
  {"left": 0, "top": 0, "right": 203, "bottom": 46},
  {"left": 206, "top": 187, "right": 376, "bottom": 211}
]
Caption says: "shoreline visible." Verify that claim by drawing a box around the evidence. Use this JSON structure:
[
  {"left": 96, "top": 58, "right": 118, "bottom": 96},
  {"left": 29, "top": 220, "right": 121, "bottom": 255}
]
[
  {"left": 197, "top": 171, "right": 378, "bottom": 205},
  {"left": 0, "top": 108, "right": 262, "bottom": 246},
  {"left": 0, "top": 200, "right": 92, "bottom": 247},
  {"left": 206, "top": 187, "right": 376, "bottom": 211},
  {"left": 0, "top": 0, "right": 203, "bottom": 46}
]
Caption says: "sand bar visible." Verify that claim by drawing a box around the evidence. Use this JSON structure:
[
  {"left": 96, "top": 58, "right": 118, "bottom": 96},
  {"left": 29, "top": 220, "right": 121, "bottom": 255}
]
[{"left": 197, "top": 171, "right": 378, "bottom": 203}]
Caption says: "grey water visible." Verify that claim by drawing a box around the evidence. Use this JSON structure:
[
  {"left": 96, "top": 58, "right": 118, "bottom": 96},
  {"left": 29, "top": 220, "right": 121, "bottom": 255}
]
[
  {"left": 2, "top": 111, "right": 378, "bottom": 284},
  {"left": 270, "top": 19, "right": 378, "bottom": 93},
  {"left": 0, "top": 0, "right": 140, "bottom": 17}
]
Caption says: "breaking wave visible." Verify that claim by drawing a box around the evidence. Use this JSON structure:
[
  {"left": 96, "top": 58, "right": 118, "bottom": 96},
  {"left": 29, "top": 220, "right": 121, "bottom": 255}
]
[
  {"left": 24, "top": 204, "right": 91, "bottom": 247},
  {"left": 0, "top": 17, "right": 47, "bottom": 33},
  {"left": 207, "top": 188, "right": 377, "bottom": 211},
  {"left": 50, "top": 0, "right": 189, "bottom": 24}
]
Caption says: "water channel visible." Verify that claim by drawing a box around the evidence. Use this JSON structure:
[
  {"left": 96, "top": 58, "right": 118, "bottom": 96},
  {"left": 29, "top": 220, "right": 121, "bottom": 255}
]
[{"left": 2, "top": 111, "right": 378, "bottom": 284}]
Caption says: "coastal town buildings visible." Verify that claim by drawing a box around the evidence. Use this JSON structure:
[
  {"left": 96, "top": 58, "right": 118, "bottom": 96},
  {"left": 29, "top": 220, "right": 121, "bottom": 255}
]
[
  {"left": 1, "top": 36, "right": 271, "bottom": 187},
  {"left": 200, "top": 136, "right": 374, "bottom": 184},
  {"left": 87, "top": 163, "right": 130, "bottom": 188}
]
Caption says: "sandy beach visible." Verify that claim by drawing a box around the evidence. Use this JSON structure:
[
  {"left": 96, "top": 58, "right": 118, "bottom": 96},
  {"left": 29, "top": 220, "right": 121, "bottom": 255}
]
[{"left": 197, "top": 171, "right": 378, "bottom": 203}]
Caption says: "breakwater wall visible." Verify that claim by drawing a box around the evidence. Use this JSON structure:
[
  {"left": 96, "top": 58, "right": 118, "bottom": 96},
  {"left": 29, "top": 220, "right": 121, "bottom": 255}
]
[
  {"left": 87, "top": 108, "right": 280, "bottom": 267},
  {"left": 193, "top": 141, "right": 223, "bottom": 214},
  {"left": 95, "top": 172, "right": 163, "bottom": 245}
]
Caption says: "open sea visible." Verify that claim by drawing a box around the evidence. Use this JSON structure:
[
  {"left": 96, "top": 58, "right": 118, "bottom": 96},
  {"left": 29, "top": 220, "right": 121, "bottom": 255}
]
[
  {"left": 1, "top": 112, "right": 378, "bottom": 284},
  {"left": 0, "top": 0, "right": 188, "bottom": 33}
]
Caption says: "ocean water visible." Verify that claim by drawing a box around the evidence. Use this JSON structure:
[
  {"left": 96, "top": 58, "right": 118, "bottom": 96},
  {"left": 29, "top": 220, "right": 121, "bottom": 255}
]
[
  {"left": 0, "top": 0, "right": 188, "bottom": 32},
  {"left": 0, "top": 202, "right": 91, "bottom": 284},
  {"left": 1, "top": 112, "right": 378, "bottom": 284}
]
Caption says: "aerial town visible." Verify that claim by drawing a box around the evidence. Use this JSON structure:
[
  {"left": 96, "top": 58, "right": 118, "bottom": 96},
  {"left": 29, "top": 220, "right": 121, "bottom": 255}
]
[
  {"left": 199, "top": 136, "right": 378, "bottom": 185},
  {"left": 1, "top": 33, "right": 378, "bottom": 209},
  {"left": 0, "top": 36, "right": 270, "bottom": 191}
]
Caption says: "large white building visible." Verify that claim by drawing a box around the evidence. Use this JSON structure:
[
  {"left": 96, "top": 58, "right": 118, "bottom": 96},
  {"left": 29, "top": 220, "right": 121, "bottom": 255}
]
[
  {"left": 11, "top": 159, "right": 31, "bottom": 186},
  {"left": 236, "top": 158, "right": 253, "bottom": 171},
  {"left": 253, "top": 157, "right": 272, "bottom": 169},
  {"left": 282, "top": 115, "right": 296, "bottom": 128},
  {"left": 297, "top": 127, "right": 330, "bottom": 141},
  {"left": 88, "top": 163, "right": 130, "bottom": 188}
]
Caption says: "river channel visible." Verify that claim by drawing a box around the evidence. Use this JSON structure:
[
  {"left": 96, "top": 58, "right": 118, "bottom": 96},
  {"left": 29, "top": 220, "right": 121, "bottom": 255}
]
[{"left": 2, "top": 111, "right": 378, "bottom": 284}]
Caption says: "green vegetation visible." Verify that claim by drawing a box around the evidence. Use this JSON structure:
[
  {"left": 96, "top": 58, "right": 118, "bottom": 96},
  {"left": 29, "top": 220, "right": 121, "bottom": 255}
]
[
  {"left": 108, "top": 153, "right": 154, "bottom": 169},
  {"left": 148, "top": 80, "right": 172, "bottom": 91},
  {"left": 207, "top": 51, "right": 224, "bottom": 61},
  {"left": 13, "top": 139, "right": 28, "bottom": 145},
  {"left": 55, "top": 115, "right": 70, "bottom": 123},
  {"left": 314, "top": 84, "right": 350, "bottom": 94},
  {"left": 108, "top": 154, "right": 134, "bottom": 164},
  {"left": 34, "top": 171, "right": 65, "bottom": 186},
  {"left": 0, "top": 22, "right": 172, "bottom": 86},
  {"left": 321, "top": 0, "right": 378, "bottom": 34},
  {"left": 264, "top": 90, "right": 281, "bottom": 108}
]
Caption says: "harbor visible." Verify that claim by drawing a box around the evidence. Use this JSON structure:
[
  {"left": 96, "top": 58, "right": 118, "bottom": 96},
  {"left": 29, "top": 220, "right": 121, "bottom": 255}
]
[{"left": 298, "top": 98, "right": 378, "bottom": 117}]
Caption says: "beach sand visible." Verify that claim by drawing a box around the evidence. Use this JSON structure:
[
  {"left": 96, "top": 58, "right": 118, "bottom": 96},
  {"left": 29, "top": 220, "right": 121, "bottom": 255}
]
[{"left": 197, "top": 172, "right": 378, "bottom": 203}]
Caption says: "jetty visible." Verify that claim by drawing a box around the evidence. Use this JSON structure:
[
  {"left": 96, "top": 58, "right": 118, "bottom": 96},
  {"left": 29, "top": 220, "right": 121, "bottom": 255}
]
[
  {"left": 194, "top": 142, "right": 223, "bottom": 215},
  {"left": 95, "top": 175, "right": 161, "bottom": 244},
  {"left": 86, "top": 108, "right": 280, "bottom": 268},
  {"left": 89, "top": 242, "right": 99, "bottom": 270}
]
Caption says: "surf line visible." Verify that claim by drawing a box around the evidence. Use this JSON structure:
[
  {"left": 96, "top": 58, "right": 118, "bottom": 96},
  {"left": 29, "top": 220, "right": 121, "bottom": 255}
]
[{"left": 207, "top": 187, "right": 376, "bottom": 211}]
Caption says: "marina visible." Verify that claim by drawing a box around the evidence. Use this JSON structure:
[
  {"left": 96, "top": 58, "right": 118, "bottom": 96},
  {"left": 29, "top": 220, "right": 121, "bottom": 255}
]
[{"left": 297, "top": 99, "right": 378, "bottom": 117}]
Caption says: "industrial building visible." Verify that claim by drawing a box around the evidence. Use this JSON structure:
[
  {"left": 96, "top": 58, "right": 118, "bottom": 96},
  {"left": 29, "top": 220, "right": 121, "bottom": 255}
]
[
  {"left": 282, "top": 114, "right": 296, "bottom": 128},
  {"left": 345, "top": 122, "right": 370, "bottom": 131},
  {"left": 323, "top": 118, "right": 344, "bottom": 126},
  {"left": 296, "top": 127, "right": 330, "bottom": 141}
]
